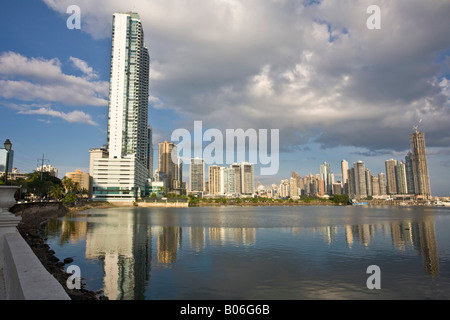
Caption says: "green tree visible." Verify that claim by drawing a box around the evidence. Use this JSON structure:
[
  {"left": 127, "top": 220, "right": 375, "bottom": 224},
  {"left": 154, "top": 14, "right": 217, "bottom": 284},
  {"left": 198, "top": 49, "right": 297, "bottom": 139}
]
[
  {"left": 62, "top": 193, "right": 77, "bottom": 206},
  {"left": 49, "top": 185, "right": 64, "bottom": 201},
  {"left": 330, "top": 194, "right": 350, "bottom": 205}
]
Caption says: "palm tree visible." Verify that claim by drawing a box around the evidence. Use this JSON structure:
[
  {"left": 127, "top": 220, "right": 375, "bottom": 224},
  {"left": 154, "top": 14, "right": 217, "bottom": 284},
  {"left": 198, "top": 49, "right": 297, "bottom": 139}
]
[
  {"left": 62, "top": 177, "right": 75, "bottom": 194},
  {"left": 49, "top": 185, "right": 64, "bottom": 201}
]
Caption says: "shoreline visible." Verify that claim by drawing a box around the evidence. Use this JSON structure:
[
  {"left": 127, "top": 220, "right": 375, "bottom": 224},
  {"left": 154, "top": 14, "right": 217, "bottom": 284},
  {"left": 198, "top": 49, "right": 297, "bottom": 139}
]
[{"left": 13, "top": 202, "right": 114, "bottom": 300}]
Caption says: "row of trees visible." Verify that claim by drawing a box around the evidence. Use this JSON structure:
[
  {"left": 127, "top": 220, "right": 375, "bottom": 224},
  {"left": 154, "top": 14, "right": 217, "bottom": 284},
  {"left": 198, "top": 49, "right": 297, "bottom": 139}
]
[
  {"left": 188, "top": 194, "right": 350, "bottom": 206},
  {"left": 0, "top": 171, "right": 87, "bottom": 206}
]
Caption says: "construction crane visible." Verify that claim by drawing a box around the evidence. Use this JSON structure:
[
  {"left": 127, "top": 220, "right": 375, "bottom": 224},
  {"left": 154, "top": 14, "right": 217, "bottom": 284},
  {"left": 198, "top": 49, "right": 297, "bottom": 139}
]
[{"left": 413, "top": 119, "right": 422, "bottom": 133}]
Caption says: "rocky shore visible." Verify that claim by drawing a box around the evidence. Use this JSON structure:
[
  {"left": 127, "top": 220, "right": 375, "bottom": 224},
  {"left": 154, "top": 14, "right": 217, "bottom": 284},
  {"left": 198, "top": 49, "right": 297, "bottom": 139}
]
[{"left": 11, "top": 202, "right": 113, "bottom": 300}]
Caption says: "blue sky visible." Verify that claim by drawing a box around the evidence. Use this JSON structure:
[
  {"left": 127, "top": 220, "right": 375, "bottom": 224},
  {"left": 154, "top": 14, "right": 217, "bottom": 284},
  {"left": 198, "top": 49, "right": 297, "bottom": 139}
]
[{"left": 1, "top": 0, "right": 449, "bottom": 195}]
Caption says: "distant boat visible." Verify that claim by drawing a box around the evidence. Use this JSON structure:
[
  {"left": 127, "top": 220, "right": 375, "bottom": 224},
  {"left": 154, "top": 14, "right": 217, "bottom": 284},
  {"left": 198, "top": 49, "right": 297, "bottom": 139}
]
[{"left": 351, "top": 201, "right": 369, "bottom": 206}]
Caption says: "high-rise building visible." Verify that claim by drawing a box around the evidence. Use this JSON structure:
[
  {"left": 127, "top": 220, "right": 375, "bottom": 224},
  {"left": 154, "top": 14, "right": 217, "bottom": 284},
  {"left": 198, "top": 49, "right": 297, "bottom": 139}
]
[
  {"left": 405, "top": 152, "right": 415, "bottom": 194},
  {"left": 158, "top": 141, "right": 178, "bottom": 193},
  {"left": 230, "top": 163, "right": 242, "bottom": 195},
  {"left": 385, "top": 159, "right": 398, "bottom": 195},
  {"left": 190, "top": 158, "right": 205, "bottom": 194},
  {"left": 365, "top": 169, "right": 372, "bottom": 197},
  {"left": 209, "top": 165, "right": 224, "bottom": 195},
  {"left": 354, "top": 161, "right": 367, "bottom": 199},
  {"left": 410, "top": 131, "right": 431, "bottom": 198},
  {"left": 107, "top": 12, "right": 149, "bottom": 164},
  {"left": 341, "top": 160, "right": 349, "bottom": 185},
  {"left": 371, "top": 175, "right": 380, "bottom": 196},
  {"left": 320, "top": 162, "right": 333, "bottom": 195},
  {"left": 347, "top": 167, "right": 355, "bottom": 198},
  {"left": 395, "top": 161, "right": 408, "bottom": 195},
  {"left": 289, "top": 177, "right": 299, "bottom": 198},
  {"left": 241, "top": 162, "right": 254, "bottom": 195},
  {"left": 378, "top": 172, "right": 387, "bottom": 195},
  {"left": 91, "top": 12, "right": 150, "bottom": 202},
  {"left": 147, "top": 126, "right": 153, "bottom": 180},
  {"left": 224, "top": 167, "right": 236, "bottom": 195}
]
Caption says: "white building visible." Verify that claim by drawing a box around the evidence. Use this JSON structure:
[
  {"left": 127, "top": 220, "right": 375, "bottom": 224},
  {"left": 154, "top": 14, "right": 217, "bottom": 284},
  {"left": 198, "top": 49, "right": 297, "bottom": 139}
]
[
  {"left": 91, "top": 12, "right": 150, "bottom": 202},
  {"left": 37, "top": 164, "right": 58, "bottom": 177}
]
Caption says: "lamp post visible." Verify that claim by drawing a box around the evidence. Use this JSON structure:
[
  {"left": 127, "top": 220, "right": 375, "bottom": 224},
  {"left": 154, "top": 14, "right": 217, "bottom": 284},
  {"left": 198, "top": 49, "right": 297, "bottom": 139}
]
[{"left": 3, "top": 139, "right": 12, "bottom": 185}]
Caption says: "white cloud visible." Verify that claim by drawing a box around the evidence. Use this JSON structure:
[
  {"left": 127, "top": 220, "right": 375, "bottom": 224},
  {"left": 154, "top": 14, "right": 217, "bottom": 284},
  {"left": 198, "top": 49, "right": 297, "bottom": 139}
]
[
  {"left": 41, "top": 0, "right": 450, "bottom": 151},
  {"left": 0, "top": 51, "right": 108, "bottom": 106},
  {"left": 19, "top": 107, "right": 98, "bottom": 126},
  {"left": 69, "top": 56, "right": 99, "bottom": 80}
]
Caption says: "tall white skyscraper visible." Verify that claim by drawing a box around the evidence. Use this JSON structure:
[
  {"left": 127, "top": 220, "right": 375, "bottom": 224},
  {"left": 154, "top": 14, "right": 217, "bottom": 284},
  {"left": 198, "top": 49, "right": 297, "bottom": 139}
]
[
  {"left": 107, "top": 12, "right": 149, "bottom": 163},
  {"left": 91, "top": 12, "right": 150, "bottom": 202}
]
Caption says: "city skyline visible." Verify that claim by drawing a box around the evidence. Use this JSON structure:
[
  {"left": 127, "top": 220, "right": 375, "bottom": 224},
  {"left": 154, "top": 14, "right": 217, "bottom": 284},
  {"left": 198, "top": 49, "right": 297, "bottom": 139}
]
[{"left": 1, "top": 1, "right": 449, "bottom": 195}]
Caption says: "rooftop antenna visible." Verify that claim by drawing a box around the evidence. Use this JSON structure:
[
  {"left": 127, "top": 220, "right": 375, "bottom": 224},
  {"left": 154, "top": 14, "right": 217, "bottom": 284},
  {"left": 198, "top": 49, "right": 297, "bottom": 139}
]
[{"left": 413, "top": 119, "right": 422, "bottom": 133}]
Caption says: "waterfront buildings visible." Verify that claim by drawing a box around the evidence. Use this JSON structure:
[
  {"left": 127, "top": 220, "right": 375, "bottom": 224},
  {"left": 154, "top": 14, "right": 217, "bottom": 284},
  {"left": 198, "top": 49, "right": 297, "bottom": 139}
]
[
  {"left": 189, "top": 157, "right": 205, "bottom": 195},
  {"left": 410, "top": 131, "right": 431, "bottom": 198},
  {"left": 241, "top": 162, "right": 255, "bottom": 195},
  {"left": 147, "top": 126, "right": 154, "bottom": 181},
  {"left": 91, "top": 12, "right": 150, "bottom": 202},
  {"left": 158, "top": 141, "right": 179, "bottom": 193},
  {"left": 385, "top": 159, "right": 398, "bottom": 195},
  {"left": 65, "top": 169, "right": 90, "bottom": 192},
  {"left": 36, "top": 164, "right": 58, "bottom": 177}
]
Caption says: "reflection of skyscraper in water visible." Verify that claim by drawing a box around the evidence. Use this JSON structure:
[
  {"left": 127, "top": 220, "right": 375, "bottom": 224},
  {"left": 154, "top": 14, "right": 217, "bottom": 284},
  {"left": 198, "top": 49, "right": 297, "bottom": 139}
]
[
  {"left": 391, "top": 221, "right": 413, "bottom": 250},
  {"left": 157, "top": 226, "right": 182, "bottom": 264},
  {"left": 208, "top": 228, "right": 255, "bottom": 246},
  {"left": 190, "top": 227, "right": 206, "bottom": 252},
  {"left": 84, "top": 210, "right": 153, "bottom": 300},
  {"left": 391, "top": 218, "right": 439, "bottom": 276},
  {"left": 344, "top": 224, "right": 374, "bottom": 247},
  {"left": 412, "top": 219, "right": 440, "bottom": 276}
]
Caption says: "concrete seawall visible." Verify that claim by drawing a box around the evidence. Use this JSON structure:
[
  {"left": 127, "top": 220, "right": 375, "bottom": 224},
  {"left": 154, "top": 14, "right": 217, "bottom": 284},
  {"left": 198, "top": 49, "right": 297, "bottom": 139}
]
[{"left": 1, "top": 202, "right": 70, "bottom": 300}]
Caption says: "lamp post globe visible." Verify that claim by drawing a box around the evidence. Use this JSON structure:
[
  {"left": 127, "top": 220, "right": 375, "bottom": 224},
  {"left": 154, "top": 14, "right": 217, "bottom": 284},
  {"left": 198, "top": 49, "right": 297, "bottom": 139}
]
[
  {"left": 4, "top": 139, "right": 12, "bottom": 151},
  {"left": 3, "top": 139, "right": 12, "bottom": 185}
]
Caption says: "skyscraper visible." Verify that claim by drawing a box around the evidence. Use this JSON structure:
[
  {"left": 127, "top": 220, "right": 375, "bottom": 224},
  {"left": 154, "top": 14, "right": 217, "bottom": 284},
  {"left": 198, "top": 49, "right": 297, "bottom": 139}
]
[
  {"left": 147, "top": 126, "right": 153, "bottom": 180},
  {"left": 241, "top": 162, "right": 255, "bottom": 195},
  {"left": 354, "top": 161, "right": 367, "bottom": 199},
  {"left": 319, "top": 162, "right": 333, "bottom": 195},
  {"left": 190, "top": 158, "right": 205, "bottom": 194},
  {"left": 385, "top": 159, "right": 398, "bottom": 195},
  {"left": 395, "top": 161, "right": 408, "bottom": 195},
  {"left": 158, "top": 141, "right": 178, "bottom": 193},
  {"left": 378, "top": 172, "right": 387, "bottom": 195},
  {"left": 107, "top": 12, "right": 149, "bottom": 164},
  {"left": 410, "top": 131, "right": 431, "bottom": 198},
  {"left": 405, "top": 152, "right": 415, "bottom": 194},
  {"left": 209, "top": 165, "right": 224, "bottom": 195},
  {"left": 91, "top": 12, "right": 150, "bottom": 202},
  {"left": 341, "top": 159, "right": 349, "bottom": 191}
]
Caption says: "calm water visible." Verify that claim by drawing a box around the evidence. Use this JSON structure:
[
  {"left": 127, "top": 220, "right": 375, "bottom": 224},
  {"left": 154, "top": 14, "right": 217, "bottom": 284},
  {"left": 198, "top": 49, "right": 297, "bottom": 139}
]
[{"left": 43, "top": 205, "right": 450, "bottom": 300}]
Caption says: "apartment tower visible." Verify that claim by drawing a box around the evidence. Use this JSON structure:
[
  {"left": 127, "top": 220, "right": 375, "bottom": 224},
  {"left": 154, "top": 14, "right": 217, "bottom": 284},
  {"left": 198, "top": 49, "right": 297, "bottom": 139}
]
[
  {"left": 91, "top": 12, "right": 150, "bottom": 202},
  {"left": 410, "top": 131, "right": 431, "bottom": 198}
]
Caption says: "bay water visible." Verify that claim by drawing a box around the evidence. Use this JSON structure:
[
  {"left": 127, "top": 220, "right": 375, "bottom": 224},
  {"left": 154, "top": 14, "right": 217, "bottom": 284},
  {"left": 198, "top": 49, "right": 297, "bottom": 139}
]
[{"left": 43, "top": 205, "right": 450, "bottom": 300}]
